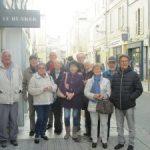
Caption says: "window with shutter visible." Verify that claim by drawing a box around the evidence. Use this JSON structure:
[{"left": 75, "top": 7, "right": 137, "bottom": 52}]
[{"left": 140, "top": 7, "right": 144, "bottom": 34}]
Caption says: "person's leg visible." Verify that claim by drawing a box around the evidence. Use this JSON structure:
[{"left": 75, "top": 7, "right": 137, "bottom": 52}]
[
  {"left": 64, "top": 108, "right": 71, "bottom": 139},
  {"left": 126, "top": 107, "right": 135, "bottom": 147},
  {"left": 47, "top": 111, "right": 53, "bottom": 129},
  {"left": 34, "top": 106, "right": 44, "bottom": 138},
  {"left": 28, "top": 95, "right": 35, "bottom": 134},
  {"left": 84, "top": 109, "right": 91, "bottom": 136},
  {"left": 115, "top": 108, "right": 125, "bottom": 145},
  {"left": 0, "top": 104, "right": 9, "bottom": 144},
  {"left": 9, "top": 103, "right": 18, "bottom": 143},
  {"left": 100, "top": 113, "right": 108, "bottom": 144},
  {"left": 53, "top": 109, "right": 62, "bottom": 134},
  {"left": 107, "top": 114, "right": 111, "bottom": 139},
  {"left": 40, "top": 105, "right": 50, "bottom": 137},
  {"left": 90, "top": 112, "right": 98, "bottom": 143},
  {"left": 72, "top": 109, "right": 80, "bottom": 140}
]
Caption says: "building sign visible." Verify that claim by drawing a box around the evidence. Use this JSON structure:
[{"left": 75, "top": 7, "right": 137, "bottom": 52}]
[{"left": 0, "top": 9, "right": 40, "bottom": 28}]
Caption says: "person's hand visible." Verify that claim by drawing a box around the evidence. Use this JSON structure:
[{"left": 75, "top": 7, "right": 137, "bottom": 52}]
[
  {"left": 43, "top": 86, "right": 51, "bottom": 92},
  {"left": 97, "top": 94, "right": 105, "bottom": 100},
  {"left": 94, "top": 94, "right": 100, "bottom": 99},
  {"left": 66, "top": 92, "right": 74, "bottom": 100}
]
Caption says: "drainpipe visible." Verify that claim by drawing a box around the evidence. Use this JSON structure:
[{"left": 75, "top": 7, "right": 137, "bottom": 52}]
[{"left": 148, "top": 0, "right": 150, "bottom": 91}]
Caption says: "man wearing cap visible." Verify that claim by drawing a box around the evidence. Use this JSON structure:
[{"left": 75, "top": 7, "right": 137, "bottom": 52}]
[
  {"left": 22, "top": 55, "right": 38, "bottom": 136},
  {"left": 103, "top": 56, "right": 117, "bottom": 139},
  {"left": 110, "top": 54, "right": 143, "bottom": 150}
]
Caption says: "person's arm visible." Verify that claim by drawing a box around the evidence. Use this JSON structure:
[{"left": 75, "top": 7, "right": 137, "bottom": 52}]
[
  {"left": 84, "top": 79, "right": 95, "bottom": 100},
  {"left": 130, "top": 73, "right": 143, "bottom": 101},
  {"left": 28, "top": 77, "right": 44, "bottom": 96},
  {"left": 103, "top": 79, "right": 111, "bottom": 99},
  {"left": 49, "top": 76, "right": 57, "bottom": 92},
  {"left": 22, "top": 70, "right": 27, "bottom": 101}
]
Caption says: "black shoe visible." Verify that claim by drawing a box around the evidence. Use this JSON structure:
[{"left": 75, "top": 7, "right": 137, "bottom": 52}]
[
  {"left": 41, "top": 135, "right": 49, "bottom": 140},
  {"left": 83, "top": 132, "right": 90, "bottom": 137},
  {"left": 127, "top": 145, "right": 134, "bottom": 150},
  {"left": 29, "top": 131, "right": 35, "bottom": 136},
  {"left": 92, "top": 143, "right": 97, "bottom": 148},
  {"left": 34, "top": 138, "right": 40, "bottom": 144},
  {"left": 102, "top": 143, "right": 108, "bottom": 149},
  {"left": 10, "top": 140, "right": 18, "bottom": 146},
  {"left": 1, "top": 141, "right": 7, "bottom": 148},
  {"left": 54, "top": 129, "right": 62, "bottom": 135},
  {"left": 46, "top": 124, "right": 52, "bottom": 129},
  {"left": 114, "top": 144, "right": 124, "bottom": 149}
]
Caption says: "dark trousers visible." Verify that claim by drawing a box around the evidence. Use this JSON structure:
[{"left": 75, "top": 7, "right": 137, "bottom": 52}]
[
  {"left": 52, "top": 98, "right": 62, "bottom": 132},
  {"left": 85, "top": 109, "right": 91, "bottom": 135},
  {"left": 34, "top": 105, "right": 50, "bottom": 137},
  {"left": 107, "top": 114, "right": 111, "bottom": 139}
]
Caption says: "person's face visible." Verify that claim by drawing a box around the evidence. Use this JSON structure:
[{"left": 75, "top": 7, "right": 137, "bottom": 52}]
[
  {"left": 49, "top": 52, "right": 57, "bottom": 62},
  {"left": 108, "top": 62, "right": 116, "bottom": 70},
  {"left": 69, "top": 64, "right": 78, "bottom": 74},
  {"left": 54, "top": 61, "right": 61, "bottom": 70},
  {"left": 119, "top": 57, "right": 129, "bottom": 70},
  {"left": 93, "top": 66, "right": 101, "bottom": 76},
  {"left": 38, "top": 65, "right": 46, "bottom": 76},
  {"left": 84, "top": 63, "right": 91, "bottom": 70},
  {"left": 2, "top": 52, "right": 11, "bottom": 66},
  {"left": 77, "top": 54, "right": 85, "bottom": 64},
  {"left": 30, "top": 58, "right": 38, "bottom": 68}
]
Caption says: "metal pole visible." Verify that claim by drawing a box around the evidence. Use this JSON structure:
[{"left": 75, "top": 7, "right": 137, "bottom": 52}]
[{"left": 148, "top": 0, "right": 150, "bottom": 91}]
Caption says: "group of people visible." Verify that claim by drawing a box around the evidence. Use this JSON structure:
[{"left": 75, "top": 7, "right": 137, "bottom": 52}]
[{"left": 0, "top": 50, "right": 143, "bottom": 150}]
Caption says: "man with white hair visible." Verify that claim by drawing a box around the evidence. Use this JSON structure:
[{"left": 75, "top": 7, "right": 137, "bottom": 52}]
[
  {"left": 0, "top": 50, "right": 22, "bottom": 148},
  {"left": 46, "top": 51, "right": 57, "bottom": 129}
]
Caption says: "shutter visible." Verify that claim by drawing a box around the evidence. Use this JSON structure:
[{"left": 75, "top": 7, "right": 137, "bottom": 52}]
[
  {"left": 140, "top": 7, "right": 144, "bottom": 34},
  {"left": 135, "top": 10, "right": 138, "bottom": 35}
]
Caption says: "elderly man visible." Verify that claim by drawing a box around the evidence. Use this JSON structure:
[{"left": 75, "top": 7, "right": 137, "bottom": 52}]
[
  {"left": 22, "top": 55, "right": 38, "bottom": 136},
  {"left": 0, "top": 50, "right": 22, "bottom": 148},
  {"left": 46, "top": 51, "right": 57, "bottom": 129},
  {"left": 103, "top": 56, "right": 117, "bottom": 139},
  {"left": 110, "top": 55, "right": 143, "bottom": 150}
]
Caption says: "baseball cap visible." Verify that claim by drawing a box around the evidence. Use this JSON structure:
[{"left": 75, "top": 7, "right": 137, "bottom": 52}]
[{"left": 108, "top": 56, "right": 116, "bottom": 63}]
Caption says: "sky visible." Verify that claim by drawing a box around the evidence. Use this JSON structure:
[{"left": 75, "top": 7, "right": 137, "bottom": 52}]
[{"left": 36, "top": 0, "right": 92, "bottom": 39}]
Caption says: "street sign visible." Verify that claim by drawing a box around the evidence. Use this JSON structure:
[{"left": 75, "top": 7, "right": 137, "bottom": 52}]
[{"left": 0, "top": 9, "right": 40, "bottom": 28}]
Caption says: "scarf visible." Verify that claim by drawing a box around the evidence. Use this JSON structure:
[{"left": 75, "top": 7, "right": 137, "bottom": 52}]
[{"left": 90, "top": 75, "right": 101, "bottom": 103}]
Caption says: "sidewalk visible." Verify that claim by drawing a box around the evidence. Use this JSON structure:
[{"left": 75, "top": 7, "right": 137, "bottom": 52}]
[{"left": 1, "top": 111, "right": 149, "bottom": 150}]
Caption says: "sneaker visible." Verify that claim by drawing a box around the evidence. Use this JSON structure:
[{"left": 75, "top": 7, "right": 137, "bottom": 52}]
[
  {"left": 102, "top": 143, "right": 108, "bottom": 149},
  {"left": 92, "top": 143, "right": 97, "bottom": 148},
  {"left": 46, "top": 124, "right": 52, "bottom": 130},
  {"left": 1, "top": 141, "right": 7, "bottom": 148},
  {"left": 114, "top": 144, "right": 124, "bottom": 149},
  {"left": 29, "top": 131, "right": 35, "bottom": 136},
  {"left": 41, "top": 135, "right": 49, "bottom": 140},
  {"left": 10, "top": 140, "right": 18, "bottom": 146},
  {"left": 54, "top": 129, "right": 62, "bottom": 135},
  {"left": 127, "top": 145, "right": 134, "bottom": 150}
]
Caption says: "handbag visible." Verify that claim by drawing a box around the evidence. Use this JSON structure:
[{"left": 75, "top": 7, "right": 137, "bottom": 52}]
[
  {"left": 96, "top": 99, "right": 114, "bottom": 114},
  {"left": 57, "top": 72, "right": 68, "bottom": 98}
]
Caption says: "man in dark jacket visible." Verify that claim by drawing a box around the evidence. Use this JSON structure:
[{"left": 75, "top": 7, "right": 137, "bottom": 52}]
[{"left": 110, "top": 55, "right": 143, "bottom": 150}]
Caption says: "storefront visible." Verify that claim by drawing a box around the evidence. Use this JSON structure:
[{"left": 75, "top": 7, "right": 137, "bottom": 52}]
[{"left": 128, "top": 41, "right": 144, "bottom": 80}]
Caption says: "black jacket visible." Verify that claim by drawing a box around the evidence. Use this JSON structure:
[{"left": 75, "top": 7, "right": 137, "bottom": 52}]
[{"left": 110, "top": 66, "right": 143, "bottom": 110}]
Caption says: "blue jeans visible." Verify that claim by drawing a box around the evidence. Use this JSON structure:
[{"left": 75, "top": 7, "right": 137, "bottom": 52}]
[
  {"left": 34, "top": 105, "right": 50, "bottom": 137},
  {"left": 64, "top": 108, "right": 80, "bottom": 127}
]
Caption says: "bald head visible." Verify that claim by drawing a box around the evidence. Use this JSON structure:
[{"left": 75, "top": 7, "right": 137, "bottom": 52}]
[
  {"left": 76, "top": 53, "right": 86, "bottom": 64},
  {"left": 49, "top": 52, "right": 57, "bottom": 62},
  {"left": 1, "top": 50, "right": 12, "bottom": 68}
]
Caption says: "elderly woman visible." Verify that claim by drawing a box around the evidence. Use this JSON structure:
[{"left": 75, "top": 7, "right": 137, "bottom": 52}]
[
  {"left": 0, "top": 50, "right": 22, "bottom": 148},
  {"left": 59, "top": 61, "right": 84, "bottom": 141},
  {"left": 29, "top": 63, "right": 57, "bottom": 144},
  {"left": 84, "top": 64, "right": 111, "bottom": 149}
]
